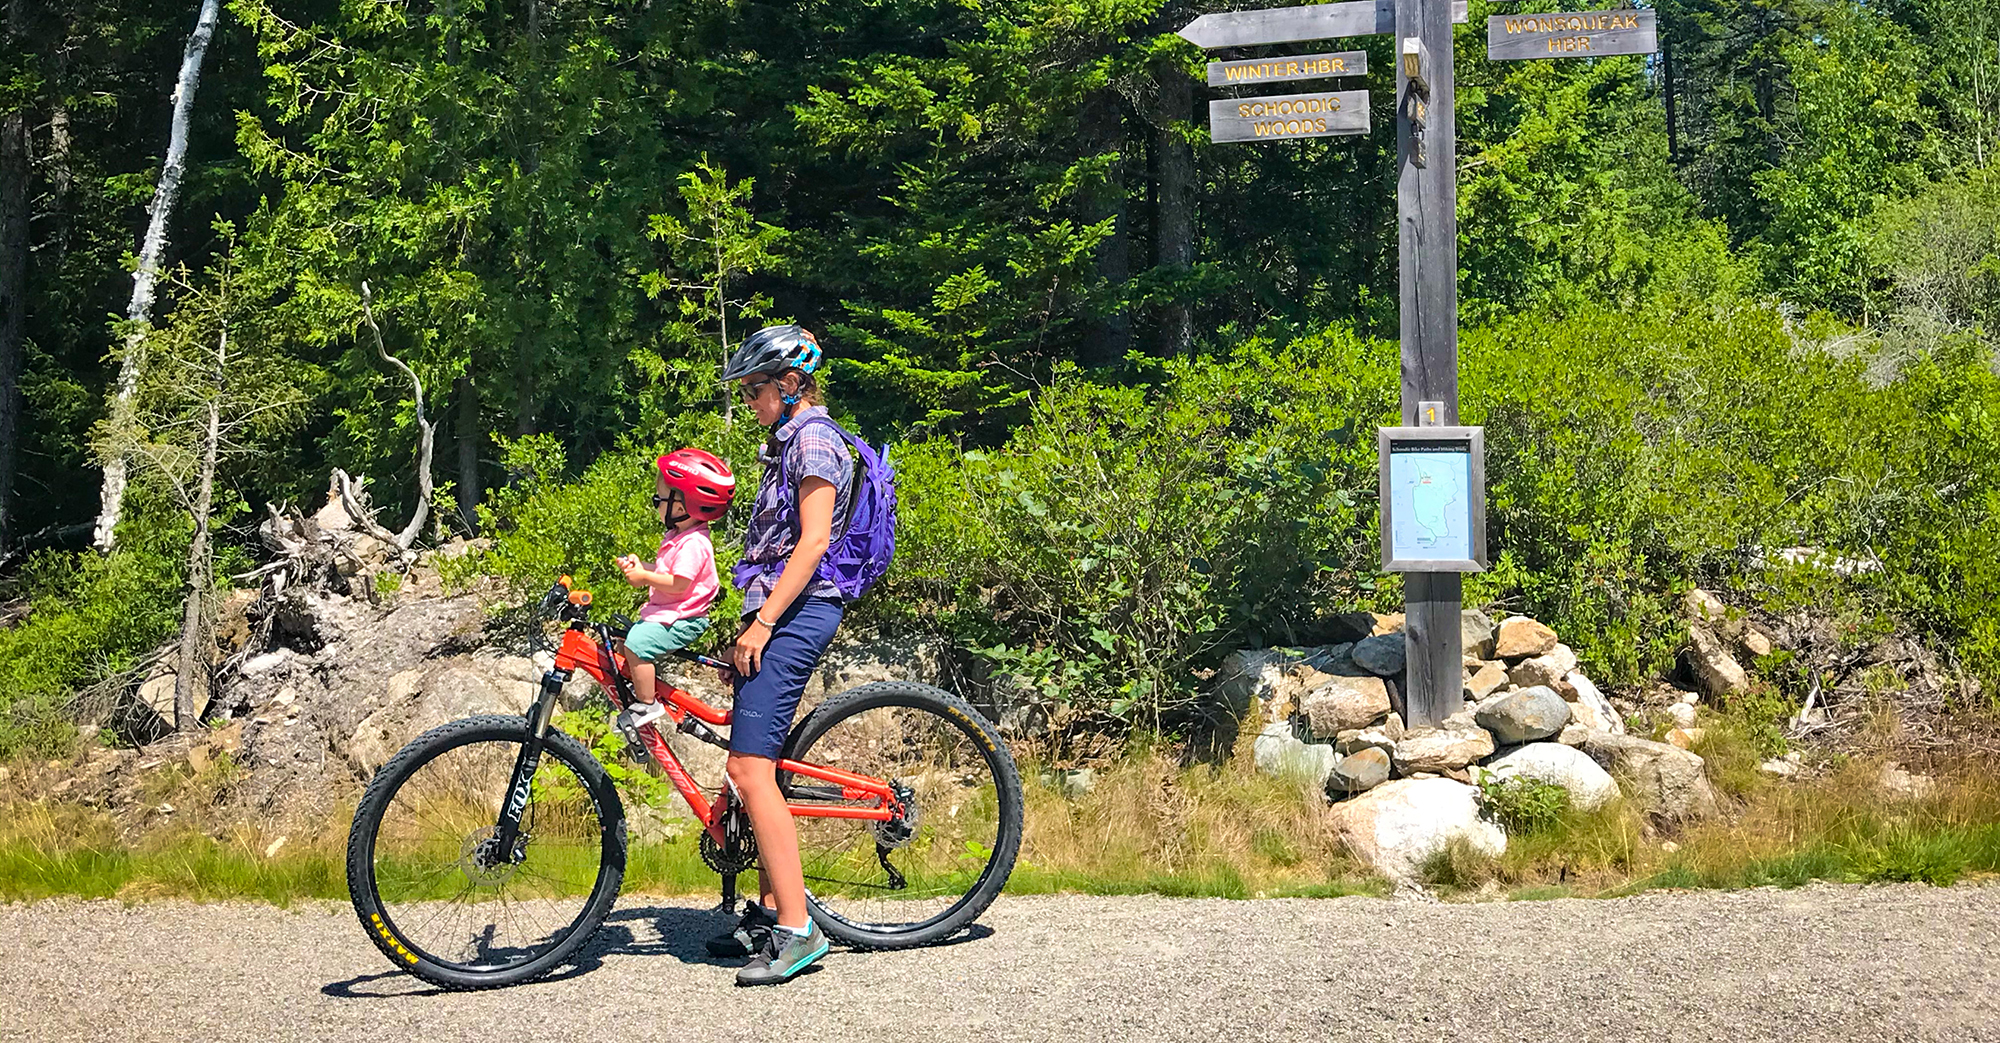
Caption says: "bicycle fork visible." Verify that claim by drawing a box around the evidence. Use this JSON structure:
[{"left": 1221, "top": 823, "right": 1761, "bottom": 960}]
[{"left": 492, "top": 667, "right": 570, "bottom": 861}]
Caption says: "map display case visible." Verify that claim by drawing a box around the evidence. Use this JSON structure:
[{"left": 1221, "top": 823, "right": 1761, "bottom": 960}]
[{"left": 1378, "top": 426, "right": 1487, "bottom": 572}]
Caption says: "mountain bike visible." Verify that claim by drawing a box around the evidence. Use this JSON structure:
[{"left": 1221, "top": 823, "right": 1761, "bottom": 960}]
[{"left": 345, "top": 576, "right": 1023, "bottom": 990}]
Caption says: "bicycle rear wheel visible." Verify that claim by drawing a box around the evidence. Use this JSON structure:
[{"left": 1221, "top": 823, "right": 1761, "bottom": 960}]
[
  {"left": 346, "top": 715, "right": 626, "bottom": 990},
  {"left": 781, "top": 682, "right": 1023, "bottom": 949}
]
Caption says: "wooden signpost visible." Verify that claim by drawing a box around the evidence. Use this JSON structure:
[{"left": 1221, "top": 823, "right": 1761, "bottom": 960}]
[
  {"left": 1181, "top": 1, "right": 1659, "bottom": 727},
  {"left": 1208, "top": 90, "right": 1371, "bottom": 142},
  {"left": 1208, "top": 51, "right": 1367, "bottom": 87},
  {"left": 1487, "top": 9, "right": 1656, "bottom": 59}
]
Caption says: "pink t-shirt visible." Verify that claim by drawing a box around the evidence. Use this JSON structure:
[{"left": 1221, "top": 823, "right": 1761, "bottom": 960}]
[{"left": 639, "top": 524, "right": 719, "bottom": 624}]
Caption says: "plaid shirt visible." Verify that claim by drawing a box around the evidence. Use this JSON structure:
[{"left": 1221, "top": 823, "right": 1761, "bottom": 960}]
[{"left": 738, "top": 406, "right": 853, "bottom": 616}]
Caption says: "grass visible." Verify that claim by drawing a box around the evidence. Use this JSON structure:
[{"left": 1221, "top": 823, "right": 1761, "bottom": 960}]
[{"left": 3, "top": 716, "right": 1997, "bottom": 905}]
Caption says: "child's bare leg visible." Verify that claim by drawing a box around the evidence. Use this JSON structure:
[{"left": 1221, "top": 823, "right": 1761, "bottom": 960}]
[{"left": 631, "top": 659, "right": 657, "bottom": 703}]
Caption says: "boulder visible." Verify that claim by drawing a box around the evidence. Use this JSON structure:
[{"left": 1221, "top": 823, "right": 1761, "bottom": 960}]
[
  {"left": 137, "top": 671, "right": 178, "bottom": 719},
  {"left": 1509, "top": 643, "right": 1579, "bottom": 689},
  {"left": 1741, "top": 626, "right": 1774, "bottom": 659},
  {"left": 1329, "top": 748, "right": 1392, "bottom": 794},
  {"left": 1301, "top": 675, "right": 1392, "bottom": 739},
  {"left": 1493, "top": 616, "right": 1558, "bottom": 659},
  {"left": 1394, "top": 726, "right": 1496, "bottom": 774},
  {"left": 1371, "top": 613, "right": 1406, "bottom": 636},
  {"left": 1349, "top": 634, "right": 1406, "bottom": 677},
  {"left": 1666, "top": 727, "right": 1704, "bottom": 750},
  {"left": 1460, "top": 609, "right": 1496, "bottom": 659},
  {"left": 1877, "top": 763, "right": 1938, "bottom": 802},
  {"left": 1475, "top": 686, "right": 1570, "bottom": 744},
  {"left": 1327, "top": 778, "right": 1506, "bottom": 879},
  {"left": 1335, "top": 713, "right": 1405, "bottom": 756},
  {"left": 1682, "top": 588, "right": 1732, "bottom": 631},
  {"left": 1252, "top": 722, "right": 1339, "bottom": 788},
  {"left": 1665, "top": 701, "right": 1698, "bottom": 730},
  {"left": 819, "top": 632, "right": 949, "bottom": 693},
  {"left": 1556, "top": 723, "right": 1591, "bottom": 747},
  {"left": 346, "top": 660, "right": 539, "bottom": 775},
  {"left": 1562, "top": 672, "right": 1626, "bottom": 735},
  {"left": 1581, "top": 733, "right": 1717, "bottom": 820},
  {"left": 1478, "top": 742, "right": 1620, "bottom": 811},
  {"left": 1465, "top": 661, "right": 1510, "bottom": 701},
  {"left": 1688, "top": 626, "right": 1751, "bottom": 701},
  {"left": 1213, "top": 645, "right": 1356, "bottom": 722}
]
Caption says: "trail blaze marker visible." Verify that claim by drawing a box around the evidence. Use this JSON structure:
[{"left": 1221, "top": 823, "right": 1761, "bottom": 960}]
[{"left": 1180, "top": 0, "right": 1658, "bottom": 726}]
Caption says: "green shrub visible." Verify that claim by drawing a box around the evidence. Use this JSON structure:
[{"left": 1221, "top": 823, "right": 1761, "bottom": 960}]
[{"left": 1477, "top": 775, "right": 1572, "bottom": 836}]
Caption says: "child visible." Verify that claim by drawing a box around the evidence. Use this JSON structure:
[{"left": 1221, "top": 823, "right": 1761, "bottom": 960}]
[{"left": 615, "top": 448, "right": 734, "bottom": 728}]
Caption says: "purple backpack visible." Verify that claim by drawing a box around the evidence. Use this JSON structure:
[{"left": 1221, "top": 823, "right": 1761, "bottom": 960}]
[{"left": 732, "top": 416, "right": 897, "bottom": 601}]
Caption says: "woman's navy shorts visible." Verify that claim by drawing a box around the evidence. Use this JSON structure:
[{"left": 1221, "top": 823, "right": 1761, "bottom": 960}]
[{"left": 729, "top": 596, "right": 844, "bottom": 759}]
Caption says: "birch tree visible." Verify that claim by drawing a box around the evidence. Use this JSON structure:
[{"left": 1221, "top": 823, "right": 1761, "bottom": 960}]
[{"left": 92, "top": 0, "right": 221, "bottom": 553}]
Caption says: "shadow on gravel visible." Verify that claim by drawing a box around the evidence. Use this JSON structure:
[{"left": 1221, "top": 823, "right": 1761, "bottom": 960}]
[{"left": 322, "top": 903, "right": 999, "bottom": 997}]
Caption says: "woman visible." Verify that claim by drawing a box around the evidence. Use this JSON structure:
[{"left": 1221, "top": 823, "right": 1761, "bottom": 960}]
[{"left": 710, "top": 323, "right": 852, "bottom": 986}]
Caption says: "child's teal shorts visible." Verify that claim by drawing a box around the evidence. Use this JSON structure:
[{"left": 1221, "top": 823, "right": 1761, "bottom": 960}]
[{"left": 624, "top": 616, "right": 710, "bottom": 662}]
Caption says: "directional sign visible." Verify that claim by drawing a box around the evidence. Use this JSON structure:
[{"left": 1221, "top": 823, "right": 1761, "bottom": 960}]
[
  {"left": 1207, "top": 50, "right": 1366, "bottom": 87},
  {"left": 1487, "top": 9, "right": 1657, "bottom": 60},
  {"left": 1208, "top": 90, "right": 1370, "bottom": 143},
  {"left": 1179, "top": 0, "right": 1467, "bottom": 50}
]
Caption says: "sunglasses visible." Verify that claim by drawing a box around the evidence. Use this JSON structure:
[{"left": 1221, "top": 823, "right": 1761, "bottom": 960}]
[
  {"left": 651, "top": 492, "right": 677, "bottom": 508},
  {"left": 737, "top": 378, "right": 775, "bottom": 402}
]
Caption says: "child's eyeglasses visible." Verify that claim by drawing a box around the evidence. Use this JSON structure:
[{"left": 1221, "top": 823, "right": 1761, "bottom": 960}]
[{"left": 651, "top": 494, "right": 674, "bottom": 508}]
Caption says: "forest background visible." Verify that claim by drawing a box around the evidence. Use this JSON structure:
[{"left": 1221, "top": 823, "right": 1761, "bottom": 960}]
[{"left": 2, "top": 0, "right": 1998, "bottom": 758}]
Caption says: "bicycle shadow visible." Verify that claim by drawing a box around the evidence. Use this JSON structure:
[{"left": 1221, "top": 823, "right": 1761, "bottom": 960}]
[{"left": 323, "top": 901, "right": 996, "bottom": 997}]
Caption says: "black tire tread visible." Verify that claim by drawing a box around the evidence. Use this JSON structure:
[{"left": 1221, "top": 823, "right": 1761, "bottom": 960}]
[
  {"left": 345, "top": 714, "right": 626, "bottom": 991},
  {"left": 783, "top": 681, "right": 1023, "bottom": 951}
]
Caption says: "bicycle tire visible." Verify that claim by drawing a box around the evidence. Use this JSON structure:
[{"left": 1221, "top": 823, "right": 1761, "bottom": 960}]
[
  {"left": 781, "top": 681, "right": 1023, "bottom": 950},
  {"left": 346, "top": 714, "right": 627, "bottom": 990}
]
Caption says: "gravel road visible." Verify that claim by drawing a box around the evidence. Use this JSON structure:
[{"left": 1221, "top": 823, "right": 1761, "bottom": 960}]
[{"left": 3, "top": 883, "right": 1995, "bottom": 1043}]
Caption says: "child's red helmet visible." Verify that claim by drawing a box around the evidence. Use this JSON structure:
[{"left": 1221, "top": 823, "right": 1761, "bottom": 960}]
[{"left": 657, "top": 448, "right": 735, "bottom": 522}]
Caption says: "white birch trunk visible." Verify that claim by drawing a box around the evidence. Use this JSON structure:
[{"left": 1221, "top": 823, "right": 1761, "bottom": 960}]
[{"left": 93, "top": 0, "right": 222, "bottom": 552}]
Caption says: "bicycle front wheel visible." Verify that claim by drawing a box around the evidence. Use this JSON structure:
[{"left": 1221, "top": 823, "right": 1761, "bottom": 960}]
[
  {"left": 782, "top": 682, "right": 1023, "bottom": 949},
  {"left": 346, "top": 714, "right": 626, "bottom": 990}
]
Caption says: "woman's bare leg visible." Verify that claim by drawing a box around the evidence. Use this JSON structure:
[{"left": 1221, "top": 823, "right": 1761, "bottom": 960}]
[{"left": 726, "top": 752, "right": 805, "bottom": 926}]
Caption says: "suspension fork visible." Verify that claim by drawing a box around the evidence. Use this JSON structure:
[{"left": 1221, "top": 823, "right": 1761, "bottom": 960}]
[{"left": 493, "top": 667, "right": 570, "bottom": 860}]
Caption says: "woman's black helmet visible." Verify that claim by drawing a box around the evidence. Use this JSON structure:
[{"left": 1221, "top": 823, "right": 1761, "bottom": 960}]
[{"left": 722, "top": 324, "right": 822, "bottom": 382}]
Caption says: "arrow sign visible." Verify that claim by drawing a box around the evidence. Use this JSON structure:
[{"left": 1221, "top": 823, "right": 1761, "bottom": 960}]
[
  {"left": 1207, "top": 50, "right": 1367, "bottom": 87},
  {"left": 1208, "top": 90, "right": 1371, "bottom": 143},
  {"left": 1487, "top": 9, "right": 1657, "bottom": 60},
  {"left": 1179, "top": 0, "right": 1467, "bottom": 50}
]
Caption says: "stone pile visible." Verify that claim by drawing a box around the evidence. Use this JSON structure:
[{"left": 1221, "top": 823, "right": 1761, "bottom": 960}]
[{"left": 1227, "top": 609, "right": 1722, "bottom": 879}]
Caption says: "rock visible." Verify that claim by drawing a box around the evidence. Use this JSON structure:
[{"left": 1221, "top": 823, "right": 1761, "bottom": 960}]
[
  {"left": 1581, "top": 733, "right": 1717, "bottom": 820},
  {"left": 998, "top": 701, "right": 1052, "bottom": 740},
  {"left": 345, "top": 661, "right": 539, "bottom": 775},
  {"left": 1877, "top": 763, "right": 1937, "bottom": 802},
  {"left": 1371, "top": 613, "right": 1405, "bottom": 636},
  {"left": 264, "top": 836, "right": 288, "bottom": 859},
  {"left": 1253, "top": 722, "right": 1339, "bottom": 787},
  {"left": 1759, "top": 758, "right": 1799, "bottom": 778},
  {"left": 1493, "top": 616, "right": 1558, "bottom": 659},
  {"left": 1478, "top": 742, "right": 1620, "bottom": 811},
  {"left": 1330, "top": 748, "right": 1392, "bottom": 793},
  {"left": 1465, "top": 661, "right": 1510, "bottom": 701},
  {"left": 1682, "top": 588, "right": 1731, "bottom": 629},
  {"left": 1349, "top": 634, "right": 1406, "bottom": 677},
  {"left": 819, "top": 632, "right": 949, "bottom": 693},
  {"left": 1475, "top": 686, "right": 1570, "bottom": 744},
  {"left": 1213, "top": 645, "right": 1356, "bottom": 722},
  {"left": 1041, "top": 768, "right": 1097, "bottom": 798},
  {"left": 1665, "top": 702, "right": 1698, "bottom": 730},
  {"left": 313, "top": 492, "right": 354, "bottom": 532},
  {"left": 241, "top": 650, "right": 291, "bottom": 677},
  {"left": 1301, "top": 675, "right": 1392, "bottom": 738},
  {"left": 1665, "top": 727, "right": 1704, "bottom": 750},
  {"left": 1322, "top": 612, "right": 1379, "bottom": 644},
  {"left": 1509, "top": 643, "right": 1579, "bottom": 689},
  {"left": 1563, "top": 672, "right": 1626, "bottom": 735},
  {"left": 1742, "top": 628, "right": 1773, "bottom": 659},
  {"left": 1394, "top": 726, "right": 1496, "bottom": 774},
  {"left": 1460, "top": 609, "right": 1496, "bottom": 659},
  {"left": 1556, "top": 723, "right": 1591, "bottom": 747},
  {"left": 1335, "top": 714, "right": 1404, "bottom": 757},
  {"left": 1688, "top": 626, "right": 1751, "bottom": 701},
  {"left": 137, "top": 672, "right": 178, "bottom": 718},
  {"left": 1327, "top": 778, "right": 1506, "bottom": 879}
]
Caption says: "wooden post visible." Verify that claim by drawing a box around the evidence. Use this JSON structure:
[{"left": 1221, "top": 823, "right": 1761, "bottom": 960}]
[{"left": 1395, "top": 0, "right": 1463, "bottom": 728}]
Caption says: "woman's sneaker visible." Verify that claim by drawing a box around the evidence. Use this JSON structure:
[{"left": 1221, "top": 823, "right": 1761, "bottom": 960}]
[
  {"left": 735, "top": 922, "right": 829, "bottom": 986},
  {"left": 704, "top": 901, "right": 776, "bottom": 958}
]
